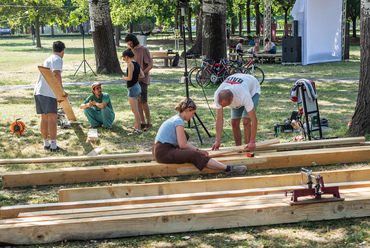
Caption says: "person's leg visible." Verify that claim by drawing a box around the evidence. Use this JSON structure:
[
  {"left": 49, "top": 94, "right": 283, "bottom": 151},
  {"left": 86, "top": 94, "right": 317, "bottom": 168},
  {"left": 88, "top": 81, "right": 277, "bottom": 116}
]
[
  {"left": 100, "top": 107, "right": 115, "bottom": 128},
  {"left": 40, "top": 114, "right": 49, "bottom": 140},
  {"left": 84, "top": 108, "right": 103, "bottom": 127},
  {"left": 142, "top": 102, "right": 151, "bottom": 125},
  {"left": 128, "top": 97, "right": 141, "bottom": 130},
  {"left": 231, "top": 107, "right": 244, "bottom": 146},
  {"left": 205, "top": 159, "right": 227, "bottom": 170},
  {"left": 47, "top": 113, "right": 58, "bottom": 140},
  {"left": 138, "top": 82, "right": 151, "bottom": 126}
]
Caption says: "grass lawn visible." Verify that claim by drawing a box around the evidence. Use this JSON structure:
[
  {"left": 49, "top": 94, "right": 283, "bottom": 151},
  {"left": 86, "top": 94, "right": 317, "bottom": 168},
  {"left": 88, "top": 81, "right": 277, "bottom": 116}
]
[{"left": 0, "top": 35, "right": 369, "bottom": 247}]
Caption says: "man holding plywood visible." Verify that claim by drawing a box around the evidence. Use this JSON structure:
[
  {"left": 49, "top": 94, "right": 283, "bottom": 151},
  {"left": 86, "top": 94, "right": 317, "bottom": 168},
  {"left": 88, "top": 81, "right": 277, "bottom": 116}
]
[{"left": 34, "top": 41, "right": 67, "bottom": 152}]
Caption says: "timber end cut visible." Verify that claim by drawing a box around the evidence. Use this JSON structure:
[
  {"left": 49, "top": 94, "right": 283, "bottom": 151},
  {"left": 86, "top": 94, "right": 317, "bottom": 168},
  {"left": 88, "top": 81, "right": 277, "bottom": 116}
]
[{"left": 87, "top": 129, "right": 98, "bottom": 142}]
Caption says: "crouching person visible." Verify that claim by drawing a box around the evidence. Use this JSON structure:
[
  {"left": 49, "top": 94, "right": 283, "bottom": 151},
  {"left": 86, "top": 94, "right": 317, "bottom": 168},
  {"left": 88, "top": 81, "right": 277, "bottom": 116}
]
[
  {"left": 152, "top": 98, "right": 247, "bottom": 174},
  {"left": 80, "top": 82, "right": 115, "bottom": 129}
]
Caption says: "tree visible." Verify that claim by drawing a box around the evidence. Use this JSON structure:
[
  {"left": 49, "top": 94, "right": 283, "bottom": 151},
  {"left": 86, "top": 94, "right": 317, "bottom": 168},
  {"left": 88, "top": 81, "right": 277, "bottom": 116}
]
[
  {"left": 202, "top": 0, "right": 227, "bottom": 59},
  {"left": 274, "top": 0, "right": 295, "bottom": 25},
  {"left": 347, "top": 0, "right": 360, "bottom": 37},
  {"left": 187, "top": 0, "right": 203, "bottom": 55},
  {"left": 351, "top": 0, "right": 370, "bottom": 136},
  {"left": 89, "top": 0, "right": 122, "bottom": 74}
]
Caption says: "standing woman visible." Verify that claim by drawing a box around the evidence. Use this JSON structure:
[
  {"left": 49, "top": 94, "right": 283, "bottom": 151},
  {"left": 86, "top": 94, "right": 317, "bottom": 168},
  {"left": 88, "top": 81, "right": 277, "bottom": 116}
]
[
  {"left": 122, "top": 48, "right": 145, "bottom": 135},
  {"left": 152, "top": 98, "right": 247, "bottom": 174}
]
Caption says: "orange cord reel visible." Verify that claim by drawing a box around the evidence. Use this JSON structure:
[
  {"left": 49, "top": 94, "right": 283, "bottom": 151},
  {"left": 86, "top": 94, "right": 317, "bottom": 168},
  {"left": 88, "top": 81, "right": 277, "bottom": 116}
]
[{"left": 10, "top": 118, "right": 26, "bottom": 135}]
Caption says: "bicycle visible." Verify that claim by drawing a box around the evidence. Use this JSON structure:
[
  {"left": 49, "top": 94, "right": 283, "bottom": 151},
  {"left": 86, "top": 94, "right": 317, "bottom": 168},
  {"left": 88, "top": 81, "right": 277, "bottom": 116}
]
[
  {"left": 230, "top": 53, "right": 265, "bottom": 85},
  {"left": 196, "top": 58, "right": 238, "bottom": 88},
  {"left": 187, "top": 54, "right": 202, "bottom": 88}
]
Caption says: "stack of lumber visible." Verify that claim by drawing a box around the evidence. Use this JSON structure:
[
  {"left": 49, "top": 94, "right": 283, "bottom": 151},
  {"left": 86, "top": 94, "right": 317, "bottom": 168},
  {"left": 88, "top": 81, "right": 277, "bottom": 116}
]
[
  {"left": 1, "top": 137, "right": 370, "bottom": 187},
  {"left": 1, "top": 168, "right": 370, "bottom": 245}
]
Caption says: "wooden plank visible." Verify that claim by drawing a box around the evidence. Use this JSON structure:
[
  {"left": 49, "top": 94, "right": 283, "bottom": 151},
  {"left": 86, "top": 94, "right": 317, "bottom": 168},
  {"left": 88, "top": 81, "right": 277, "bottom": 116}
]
[
  {"left": 86, "top": 129, "right": 98, "bottom": 142},
  {"left": 3, "top": 145, "right": 370, "bottom": 188},
  {"left": 37, "top": 66, "right": 76, "bottom": 121},
  {"left": 0, "top": 137, "right": 364, "bottom": 165},
  {"left": 2, "top": 180, "right": 369, "bottom": 220},
  {"left": 208, "top": 139, "right": 279, "bottom": 157},
  {"left": 58, "top": 167, "right": 370, "bottom": 202},
  {"left": 0, "top": 194, "right": 369, "bottom": 245}
]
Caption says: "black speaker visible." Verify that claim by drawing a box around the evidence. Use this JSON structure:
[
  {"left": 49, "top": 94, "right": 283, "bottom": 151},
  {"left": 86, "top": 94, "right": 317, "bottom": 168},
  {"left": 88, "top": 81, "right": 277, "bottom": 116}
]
[
  {"left": 282, "top": 36, "right": 302, "bottom": 63},
  {"left": 293, "top": 20, "right": 299, "bottom": 37}
]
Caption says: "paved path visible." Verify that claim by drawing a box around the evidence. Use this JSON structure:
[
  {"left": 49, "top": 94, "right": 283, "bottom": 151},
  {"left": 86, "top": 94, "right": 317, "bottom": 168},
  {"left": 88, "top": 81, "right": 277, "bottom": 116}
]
[{"left": 0, "top": 77, "right": 359, "bottom": 90}]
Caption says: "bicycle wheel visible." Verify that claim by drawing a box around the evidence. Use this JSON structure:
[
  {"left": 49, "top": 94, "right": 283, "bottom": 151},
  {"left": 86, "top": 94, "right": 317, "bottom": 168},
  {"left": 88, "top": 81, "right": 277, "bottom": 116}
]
[
  {"left": 246, "top": 66, "right": 265, "bottom": 85},
  {"left": 196, "top": 67, "right": 212, "bottom": 87},
  {"left": 188, "top": 67, "right": 201, "bottom": 87}
]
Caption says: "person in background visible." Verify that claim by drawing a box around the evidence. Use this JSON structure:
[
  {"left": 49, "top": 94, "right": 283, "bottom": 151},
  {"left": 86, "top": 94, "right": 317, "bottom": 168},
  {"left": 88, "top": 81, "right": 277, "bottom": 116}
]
[
  {"left": 80, "top": 83, "right": 115, "bottom": 129},
  {"left": 34, "top": 41, "right": 67, "bottom": 152},
  {"left": 236, "top": 39, "right": 247, "bottom": 54},
  {"left": 153, "top": 98, "right": 247, "bottom": 175},
  {"left": 122, "top": 48, "right": 145, "bottom": 135},
  {"left": 258, "top": 37, "right": 276, "bottom": 54},
  {"left": 125, "top": 33, "right": 153, "bottom": 131}
]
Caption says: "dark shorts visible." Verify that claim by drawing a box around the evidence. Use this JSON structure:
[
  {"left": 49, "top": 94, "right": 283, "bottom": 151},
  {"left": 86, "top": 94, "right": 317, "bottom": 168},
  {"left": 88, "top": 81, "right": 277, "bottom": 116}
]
[
  {"left": 138, "top": 81, "right": 148, "bottom": 103},
  {"left": 151, "top": 131, "right": 210, "bottom": 171},
  {"left": 34, "top": 95, "right": 58, "bottom": 114}
]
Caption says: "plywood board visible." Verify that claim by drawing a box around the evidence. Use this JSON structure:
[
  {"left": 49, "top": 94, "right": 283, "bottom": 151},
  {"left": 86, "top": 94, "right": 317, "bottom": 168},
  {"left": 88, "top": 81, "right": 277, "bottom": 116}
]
[{"left": 38, "top": 66, "right": 76, "bottom": 121}]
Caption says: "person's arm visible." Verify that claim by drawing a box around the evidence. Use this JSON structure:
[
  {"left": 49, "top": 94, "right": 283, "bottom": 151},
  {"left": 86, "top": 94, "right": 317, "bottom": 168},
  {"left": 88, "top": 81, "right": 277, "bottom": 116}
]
[
  {"left": 122, "top": 63, "right": 133, "bottom": 81},
  {"left": 212, "top": 108, "right": 224, "bottom": 150},
  {"left": 80, "top": 101, "right": 92, "bottom": 109},
  {"left": 143, "top": 62, "right": 153, "bottom": 74},
  {"left": 92, "top": 101, "right": 107, "bottom": 109},
  {"left": 176, "top": 125, "right": 209, "bottom": 156},
  {"left": 138, "top": 68, "right": 145, "bottom": 79},
  {"left": 53, "top": 70, "right": 67, "bottom": 102},
  {"left": 244, "top": 108, "right": 258, "bottom": 151}
]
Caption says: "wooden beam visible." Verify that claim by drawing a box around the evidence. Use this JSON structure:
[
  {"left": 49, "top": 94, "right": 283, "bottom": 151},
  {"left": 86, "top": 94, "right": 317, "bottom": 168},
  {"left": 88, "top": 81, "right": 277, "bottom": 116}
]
[
  {"left": 86, "top": 129, "right": 98, "bottom": 142},
  {"left": 0, "top": 137, "right": 365, "bottom": 166},
  {"left": 0, "top": 193, "right": 369, "bottom": 245},
  {"left": 208, "top": 139, "right": 279, "bottom": 157},
  {"left": 38, "top": 66, "right": 76, "bottom": 121},
  {"left": 0, "top": 137, "right": 364, "bottom": 165},
  {"left": 3, "top": 145, "right": 370, "bottom": 188},
  {"left": 1, "top": 170, "right": 369, "bottom": 219},
  {"left": 58, "top": 167, "right": 370, "bottom": 202}
]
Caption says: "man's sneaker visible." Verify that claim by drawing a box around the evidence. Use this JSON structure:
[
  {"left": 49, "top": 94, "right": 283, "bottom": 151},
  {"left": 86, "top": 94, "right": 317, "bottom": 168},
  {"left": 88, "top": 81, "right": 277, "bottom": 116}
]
[
  {"left": 89, "top": 125, "right": 101, "bottom": 129},
  {"left": 226, "top": 165, "right": 247, "bottom": 175},
  {"left": 140, "top": 123, "right": 146, "bottom": 129},
  {"left": 44, "top": 145, "right": 51, "bottom": 151},
  {"left": 50, "top": 146, "right": 66, "bottom": 152},
  {"left": 128, "top": 129, "right": 142, "bottom": 136},
  {"left": 144, "top": 123, "right": 153, "bottom": 131}
]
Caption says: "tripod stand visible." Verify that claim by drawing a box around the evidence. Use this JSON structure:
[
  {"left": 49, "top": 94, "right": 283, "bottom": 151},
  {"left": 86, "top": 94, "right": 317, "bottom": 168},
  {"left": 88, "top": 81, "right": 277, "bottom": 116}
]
[
  {"left": 180, "top": 2, "right": 211, "bottom": 144},
  {"left": 74, "top": 23, "right": 96, "bottom": 76}
]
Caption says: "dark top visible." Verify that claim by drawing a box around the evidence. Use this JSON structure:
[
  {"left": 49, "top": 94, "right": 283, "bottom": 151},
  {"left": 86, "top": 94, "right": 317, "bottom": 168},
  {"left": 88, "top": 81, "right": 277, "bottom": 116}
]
[{"left": 126, "top": 61, "right": 140, "bottom": 88}]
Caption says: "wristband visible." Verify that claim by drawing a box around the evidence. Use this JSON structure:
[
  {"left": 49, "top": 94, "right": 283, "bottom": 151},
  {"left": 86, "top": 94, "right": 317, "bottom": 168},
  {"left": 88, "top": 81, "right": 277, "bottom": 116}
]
[{"left": 250, "top": 140, "right": 255, "bottom": 143}]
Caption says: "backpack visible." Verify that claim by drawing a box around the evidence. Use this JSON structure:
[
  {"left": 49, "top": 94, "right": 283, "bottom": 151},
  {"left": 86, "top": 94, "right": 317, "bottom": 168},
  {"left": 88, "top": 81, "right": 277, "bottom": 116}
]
[{"left": 172, "top": 53, "right": 179, "bottom": 67}]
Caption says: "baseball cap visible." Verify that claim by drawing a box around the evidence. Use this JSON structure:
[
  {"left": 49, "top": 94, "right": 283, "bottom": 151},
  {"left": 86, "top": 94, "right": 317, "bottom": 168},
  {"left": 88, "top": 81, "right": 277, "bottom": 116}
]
[{"left": 91, "top": 82, "right": 102, "bottom": 90}]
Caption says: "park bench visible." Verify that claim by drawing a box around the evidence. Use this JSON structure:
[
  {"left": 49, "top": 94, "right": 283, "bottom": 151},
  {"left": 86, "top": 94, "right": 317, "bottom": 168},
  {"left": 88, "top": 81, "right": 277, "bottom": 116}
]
[{"left": 150, "top": 51, "right": 176, "bottom": 67}]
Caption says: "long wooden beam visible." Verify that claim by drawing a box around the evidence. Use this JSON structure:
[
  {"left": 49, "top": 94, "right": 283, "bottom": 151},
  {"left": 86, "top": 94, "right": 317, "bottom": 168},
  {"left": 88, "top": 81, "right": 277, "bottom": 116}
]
[
  {"left": 1, "top": 168, "right": 369, "bottom": 219},
  {"left": 2, "top": 145, "right": 370, "bottom": 188},
  {"left": 0, "top": 137, "right": 365, "bottom": 165},
  {"left": 0, "top": 192, "right": 369, "bottom": 245},
  {"left": 58, "top": 167, "right": 370, "bottom": 202}
]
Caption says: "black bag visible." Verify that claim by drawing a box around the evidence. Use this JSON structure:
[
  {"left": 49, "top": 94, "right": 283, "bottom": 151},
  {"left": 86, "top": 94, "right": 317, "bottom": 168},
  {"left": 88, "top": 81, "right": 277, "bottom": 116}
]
[{"left": 172, "top": 53, "right": 179, "bottom": 67}]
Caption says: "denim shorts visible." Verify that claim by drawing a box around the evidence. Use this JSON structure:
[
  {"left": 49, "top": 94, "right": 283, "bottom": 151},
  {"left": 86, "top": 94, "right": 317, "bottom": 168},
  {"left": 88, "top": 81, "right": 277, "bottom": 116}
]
[
  {"left": 231, "top": 94, "right": 260, "bottom": 119},
  {"left": 127, "top": 82, "right": 141, "bottom": 98}
]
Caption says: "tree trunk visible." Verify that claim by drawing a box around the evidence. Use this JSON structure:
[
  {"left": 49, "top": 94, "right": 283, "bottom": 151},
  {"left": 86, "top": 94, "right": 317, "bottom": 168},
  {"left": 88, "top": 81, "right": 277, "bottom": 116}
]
[
  {"left": 115, "top": 25, "right": 120, "bottom": 47},
  {"left": 51, "top": 25, "right": 54, "bottom": 36},
  {"left": 35, "top": 14, "right": 41, "bottom": 48},
  {"left": 175, "top": 9, "right": 179, "bottom": 31},
  {"left": 188, "top": 6, "right": 193, "bottom": 42},
  {"left": 202, "top": 0, "right": 227, "bottom": 59},
  {"left": 129, "top": 23, "right": 133, "bottom": 33},
  {"left": 255, "top": 2, "right": 261, "bottom": 36},
  {"left": 246, "top": 0, "right": 251, "bottom": 35},
  {"left": 284, "top": 8, "right": 288, "bottom": 24},
  {"left": 238, "top": 11, "right": 242, "bottom": 37},
  {"left": 351, "top": 0, "right": 370, "bottom": 136},
  {"left": 352, "top": 17, "right": 357, "bottom": 37},
  {"left": 186, "top": 2, "right": 203, "bottom": 56},
  {"left": 89, "top": 0, "right": 122, "bottom": 74}
]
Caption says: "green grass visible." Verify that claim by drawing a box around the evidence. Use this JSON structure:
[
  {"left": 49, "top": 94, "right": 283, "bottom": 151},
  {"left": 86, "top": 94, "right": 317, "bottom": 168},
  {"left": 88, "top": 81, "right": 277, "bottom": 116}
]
[{"left": 0, "top": 35, "right": 369, "bottom": 247}]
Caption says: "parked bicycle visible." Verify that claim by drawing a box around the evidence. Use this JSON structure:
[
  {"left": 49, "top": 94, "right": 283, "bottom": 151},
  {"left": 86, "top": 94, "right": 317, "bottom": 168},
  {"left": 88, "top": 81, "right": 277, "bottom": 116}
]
[
  {"left": 196, "top": 58, "right": 240, "bottom": 88},
  {"left": 230, "top": 53, "right": 265, "bottom": 85}
]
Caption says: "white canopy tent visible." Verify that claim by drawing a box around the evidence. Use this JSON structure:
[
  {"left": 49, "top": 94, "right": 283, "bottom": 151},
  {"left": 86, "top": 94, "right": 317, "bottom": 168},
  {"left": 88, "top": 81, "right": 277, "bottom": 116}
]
[{"left": 291, "top": 0, "right": 343, "bottom": 65}]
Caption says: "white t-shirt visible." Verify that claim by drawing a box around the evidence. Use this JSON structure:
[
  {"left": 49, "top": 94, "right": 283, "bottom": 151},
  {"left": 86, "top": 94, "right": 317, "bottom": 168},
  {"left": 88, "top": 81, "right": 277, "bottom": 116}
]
[
  {"left": 214, "top": 73, "right": 261, "bottom": 112},
  {"left": 34, "top": 54, "right": 63, "bottom": 98}
]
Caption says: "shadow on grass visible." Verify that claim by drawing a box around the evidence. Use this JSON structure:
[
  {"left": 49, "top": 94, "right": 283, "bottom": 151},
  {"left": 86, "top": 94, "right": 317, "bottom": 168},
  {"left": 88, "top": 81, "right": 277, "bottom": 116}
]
[{"left": 72, "top": 125, "right": 93, "bottom": 154}]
